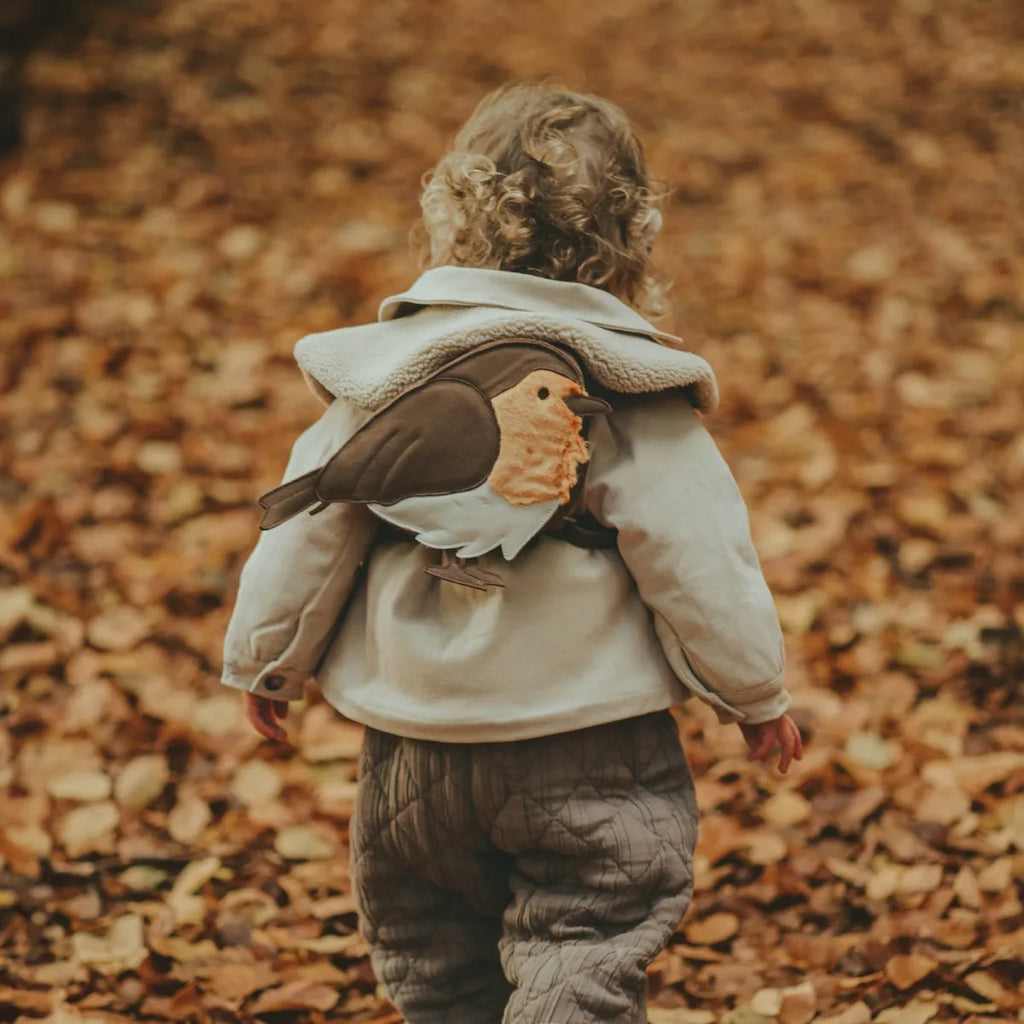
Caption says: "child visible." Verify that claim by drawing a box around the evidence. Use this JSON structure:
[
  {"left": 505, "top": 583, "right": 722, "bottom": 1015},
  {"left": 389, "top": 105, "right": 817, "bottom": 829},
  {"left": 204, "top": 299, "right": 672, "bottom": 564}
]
[{"left": 222, "top": 83, "right": 803, "bottom": 1024}]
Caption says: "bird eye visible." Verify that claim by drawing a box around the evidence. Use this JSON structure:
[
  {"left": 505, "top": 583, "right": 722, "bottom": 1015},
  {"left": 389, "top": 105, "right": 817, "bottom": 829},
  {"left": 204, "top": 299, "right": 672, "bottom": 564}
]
[{"left": 537, "top": 387, "right": 550, "bottom": 400}]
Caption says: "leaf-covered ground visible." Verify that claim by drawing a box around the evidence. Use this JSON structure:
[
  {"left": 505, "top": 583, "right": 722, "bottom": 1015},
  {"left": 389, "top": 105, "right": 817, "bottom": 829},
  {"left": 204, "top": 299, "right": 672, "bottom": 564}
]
[{"left": 1, "top": 1, "right": 1023, "bottom": 1022}]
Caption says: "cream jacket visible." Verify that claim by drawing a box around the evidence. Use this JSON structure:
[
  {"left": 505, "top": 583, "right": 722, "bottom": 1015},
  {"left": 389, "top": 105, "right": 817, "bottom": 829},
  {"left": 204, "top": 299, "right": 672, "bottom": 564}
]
[{"left": 221, "top": 268, "right": 789, "bottom": 740}]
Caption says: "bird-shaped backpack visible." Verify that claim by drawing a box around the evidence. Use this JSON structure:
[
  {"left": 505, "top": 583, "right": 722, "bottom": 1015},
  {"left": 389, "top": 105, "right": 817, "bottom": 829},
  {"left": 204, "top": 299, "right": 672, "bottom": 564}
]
[{"left": 257, "top": 339, "right": 613, "bottom": 590}]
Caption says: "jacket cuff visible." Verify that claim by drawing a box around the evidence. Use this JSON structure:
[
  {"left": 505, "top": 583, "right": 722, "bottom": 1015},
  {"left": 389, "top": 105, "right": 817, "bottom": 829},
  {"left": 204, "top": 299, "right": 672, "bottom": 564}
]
[
  {"left": 221, "top": 661, "right": 307, "bottom": 702},
  {"left": 715, "top": 682, "right": 791, "bottom": 725}
]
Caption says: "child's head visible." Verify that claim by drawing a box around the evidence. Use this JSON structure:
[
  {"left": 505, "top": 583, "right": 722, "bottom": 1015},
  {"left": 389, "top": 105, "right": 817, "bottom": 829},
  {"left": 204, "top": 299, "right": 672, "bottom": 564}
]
[{"left": 419, "top": 83, "right": 664, "bottom": 315}]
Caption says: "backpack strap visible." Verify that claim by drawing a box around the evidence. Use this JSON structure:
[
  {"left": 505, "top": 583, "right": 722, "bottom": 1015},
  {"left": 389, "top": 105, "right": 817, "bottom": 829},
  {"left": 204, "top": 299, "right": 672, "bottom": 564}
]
[{"left": 540, "top": 392, "right": 618, "bottom": 551}]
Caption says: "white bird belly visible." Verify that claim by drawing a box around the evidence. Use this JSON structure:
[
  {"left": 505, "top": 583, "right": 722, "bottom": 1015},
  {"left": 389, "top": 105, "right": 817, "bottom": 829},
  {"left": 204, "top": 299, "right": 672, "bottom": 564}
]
[{"left": 369, "top": 482, "right": 559, "bottom": 560}]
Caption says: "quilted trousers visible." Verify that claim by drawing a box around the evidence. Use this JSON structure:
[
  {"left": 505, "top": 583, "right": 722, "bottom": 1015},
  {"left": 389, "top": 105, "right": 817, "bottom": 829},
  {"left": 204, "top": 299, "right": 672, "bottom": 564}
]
[{"left": 351, "top": 711, "right": 698, "bottom": 1024}]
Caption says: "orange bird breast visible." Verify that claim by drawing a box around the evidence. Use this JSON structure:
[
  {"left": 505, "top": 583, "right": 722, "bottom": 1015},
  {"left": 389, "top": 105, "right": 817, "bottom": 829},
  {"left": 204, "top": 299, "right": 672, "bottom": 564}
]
[{"left": 487, "top": 369, "right": 591, "bottom": 507}]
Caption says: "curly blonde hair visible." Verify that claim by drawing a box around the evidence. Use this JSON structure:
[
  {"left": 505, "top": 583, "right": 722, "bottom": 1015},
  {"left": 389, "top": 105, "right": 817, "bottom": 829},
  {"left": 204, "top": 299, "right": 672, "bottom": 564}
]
[{"left": 418, "top": 83, "right": 665, "bottom": 316}]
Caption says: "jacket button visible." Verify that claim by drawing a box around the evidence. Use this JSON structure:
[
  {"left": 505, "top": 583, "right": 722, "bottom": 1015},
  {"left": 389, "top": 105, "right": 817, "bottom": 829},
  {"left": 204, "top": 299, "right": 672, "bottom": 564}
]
[{"left": 262, "top": 674, "right": 286, "bottom": 692}]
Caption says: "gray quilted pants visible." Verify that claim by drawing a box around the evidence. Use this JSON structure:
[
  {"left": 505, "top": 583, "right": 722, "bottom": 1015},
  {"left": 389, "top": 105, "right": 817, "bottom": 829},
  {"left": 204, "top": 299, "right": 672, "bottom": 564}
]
[{"left": 351, "top": 711, "right": 697, "bottom": 1024}]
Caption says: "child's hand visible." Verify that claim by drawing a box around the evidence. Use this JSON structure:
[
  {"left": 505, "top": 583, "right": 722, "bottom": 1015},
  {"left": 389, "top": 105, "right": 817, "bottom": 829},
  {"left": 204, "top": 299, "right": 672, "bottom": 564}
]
[
  {"left": 739, "top": 713, "right": 803, "bottom": 774},
  {"left": 246, "top": 693, "right": 290, "bottom": 743}
]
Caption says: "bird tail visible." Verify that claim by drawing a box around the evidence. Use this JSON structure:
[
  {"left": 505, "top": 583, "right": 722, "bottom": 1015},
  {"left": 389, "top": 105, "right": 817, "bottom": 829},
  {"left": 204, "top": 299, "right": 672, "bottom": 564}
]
[{"left": 258, "top": 469, "right": 323, "bottom": 529}]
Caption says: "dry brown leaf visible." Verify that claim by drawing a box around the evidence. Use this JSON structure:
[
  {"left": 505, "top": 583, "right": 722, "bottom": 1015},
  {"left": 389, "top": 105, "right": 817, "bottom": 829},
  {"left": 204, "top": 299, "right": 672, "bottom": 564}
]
[
  {"left": 47, "top": 770, "right": 112, "bottom": 802},
  {"left": 71, "top": 914, "right": 148, "bottom": 975},
  {"left": 166, "top": 856, "right": 222, "bottom": 927},
  {"left": 718, "top": 1008, "right": 774, "bottom": 1024},
  {"left": 921, "top": 753, "right": 1024, "bottom": 796},
  {"left": 147, "top": 934, "right": 221, "bottom": 962},
  {"left": 292, "top": 933, "right": 363, "bottom": 954},
  {"left": 975, "top": 858, "right": 1013, "bottom": 893},
  {"left": 230, "top": 760, "right": 283, "bottom": 807},
  {"left": 58, "top": 802, "right": 119, "bottom": 856},
  {"left": 873, "top": 1002, "right": 941, "bottom": 1024},
  {"left": 884, "top": 953, "right": 937, "bottom": 990},
  {"left": 745, "top": 831, "right": 788, "bottom": 865},
  {"left": 85, "top": 606, "right": 150, "bottom": 652},
  {"left": 963, "top": 971, "right": 1016, "bottom": 1007},
  {"left": 684, "top": 912, "right": 740, "bottom": 946},
  {"left": 897, "top": 864, "right": 944, "bottom": 896},
  {"left": 114, "top": 754, "right": 169, "bottom": 809},
  {"left": 914, "top": 785, "right": 971, "bottom": 826},
  {"left": 202, "top": 963, "right": 272, "bottom": 1003},
  {"left": 7, "top": 823, "right": 52, "bottom": 858},
  {"left": 777, "top": 980, "right": 816, "bottom": 1024},
  {"left": 748, "top": 988, "right": 782, "bottom": 1016},
  {"left": 646, "top": 1010, "right": 716, "bottom": 1024},
  {"left": 845, "top": 732, "right": 896, "bottom": 771},
  {"left": 0, "top": 986, "right": 54, "bottom": 1012},
  {"left": 246, "top": 981, "right": 340, "bottom": 1014},
  {"left": 954, "top": 866, "right": 983, "bottom": 909},
  {"left": 273, "top": 825, "right": 336, "bottom": 861},
  {"left": 167, "top": 790, "right": 212, "bottom": 844},
  {"left": 762, "top": 790, "right": 812, "bottom": 827},
  {"left": 813, "top": 1003, "right": 871, "bottom": 1024}
]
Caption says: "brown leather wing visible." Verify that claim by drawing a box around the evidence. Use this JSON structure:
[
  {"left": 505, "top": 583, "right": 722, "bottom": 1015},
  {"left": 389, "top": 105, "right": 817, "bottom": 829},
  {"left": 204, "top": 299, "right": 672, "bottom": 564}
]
[{"left": 315, "top": 378, "right": 499, "bottom": 506}]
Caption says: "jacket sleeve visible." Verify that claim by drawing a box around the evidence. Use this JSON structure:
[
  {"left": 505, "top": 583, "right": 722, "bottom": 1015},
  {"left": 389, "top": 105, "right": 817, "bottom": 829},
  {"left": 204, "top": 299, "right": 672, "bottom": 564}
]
[
  {"left": 221, "top": 399, "right": 378, "bottom": 701},
  {"left": 586, "top": 391, "right": 788, "bottom": 725}
]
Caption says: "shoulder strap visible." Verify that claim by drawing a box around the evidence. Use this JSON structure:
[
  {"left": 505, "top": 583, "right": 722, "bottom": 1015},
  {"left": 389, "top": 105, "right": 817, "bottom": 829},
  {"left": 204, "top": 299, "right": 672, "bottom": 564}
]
[{"left": 542, "top": 381, "right": 618, "bottom": 551}]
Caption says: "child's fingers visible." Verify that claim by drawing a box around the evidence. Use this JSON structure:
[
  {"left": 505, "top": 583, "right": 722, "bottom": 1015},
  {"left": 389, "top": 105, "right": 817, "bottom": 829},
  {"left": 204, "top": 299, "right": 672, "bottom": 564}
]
[
  {"left": 748, "top": 730, "right": 774, "bottom": 762},
  {"left": 260, "top": 704, "right": 288, "bottom": 741},
  {"left": 246, "top": 697, "right": 288, "bottom": 742},
  {"left": 778, "top": 733, "right": 794, "bottom": 774}
]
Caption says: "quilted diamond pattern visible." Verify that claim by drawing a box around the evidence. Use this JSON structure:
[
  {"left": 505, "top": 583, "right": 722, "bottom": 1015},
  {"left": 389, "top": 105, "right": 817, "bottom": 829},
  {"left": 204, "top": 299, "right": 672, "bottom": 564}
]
[{"left": 351, "top": 712, "right": 697, "bottom": 1024}]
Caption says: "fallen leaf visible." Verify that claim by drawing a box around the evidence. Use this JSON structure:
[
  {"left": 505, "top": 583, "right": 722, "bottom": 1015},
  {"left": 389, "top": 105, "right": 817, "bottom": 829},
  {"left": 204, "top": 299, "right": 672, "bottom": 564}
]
[
  {"left": 646, "top": 1011, "right": 715, "bottom": 1024},
  {"left": 975, "top": 858, "right": 1013, "bottom": 893},
  {"left": 58, "top": 802, "right": 119, "bottom": 856},
  {"left": 963, "top": 971, "right": 1016, "bottom": 1006},
  {"left": 114, "top": 754, "right": 169, "bottom": 809},
  {"left": 813, "top": 1003, "right": 871, "bottom": 1024},
  {"left": 954, "top": 866, "right": 983, "bottom": 908},
  {"left": 884, "top": 953, "right": 937, "bottom": 990},
  {"left": 749, "top": 988, "right": 782, "bottom": 1016},
  {"left": 274, "top": 826, "right": 336, "bottom": 861},
  {"left": 167, "top": 790, "right": 212, "bottom": 844},
  {"left": 873, "top": 1001, "right": 941, "bottom": 1024},
  {"left": 47, "top": 770, "right": 112, "bottom": 802},
  {"left": 247, "top": 980, "right": 339, "bottom": 1014},
  {"left": 292, "top": 934, "right": 363, "bottom": 954},
  {"left": 0, "top": 987, "right": 54, "bottom": 1012},
  {"left": 71, "top": 914, "right": 147, "bottom": 974},
  {"left": 167, "top": 857, "right": 222, "bottom": 927},
  {"left": 718, "top": 1009, "right": 774, "bottom": 1024},
  {"left": 86, "top": 606, "right": 150, "bottom": 651},
  {"left": 230, "top": 760, "right": 283, "bottom": 807},
  {"left": 897, "top": 864, "right": 944, "bottom": 896},
  {"left": 7, "top": 824, "right": 53, "bottom": 858},
  {"left": 845, "top": 732, "right": 896, "bottom": 771},
  {"left": 203, "top": 963, "right": 272, "bottom": 1003},
  {"left": 684, "top": 912, "right": 740, "bottom": 946},
  {"left": 762, "top": 790, "right": 812, "bottom": 827},
  {"left": 921, "top": 753, "right": 1024, "bottom": 796}
]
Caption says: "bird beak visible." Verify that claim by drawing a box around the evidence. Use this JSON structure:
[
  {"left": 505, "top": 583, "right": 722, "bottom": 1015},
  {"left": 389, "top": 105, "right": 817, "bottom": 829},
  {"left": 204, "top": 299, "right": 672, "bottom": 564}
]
[{"left": 564, "top": 393, "right": 611, "bottom": 416}]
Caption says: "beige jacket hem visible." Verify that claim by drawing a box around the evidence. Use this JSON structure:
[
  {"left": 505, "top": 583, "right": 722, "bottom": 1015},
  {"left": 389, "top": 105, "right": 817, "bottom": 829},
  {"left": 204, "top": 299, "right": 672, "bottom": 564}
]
[{"left": 322, "top": 685, "right": 685, "bottom": 744}]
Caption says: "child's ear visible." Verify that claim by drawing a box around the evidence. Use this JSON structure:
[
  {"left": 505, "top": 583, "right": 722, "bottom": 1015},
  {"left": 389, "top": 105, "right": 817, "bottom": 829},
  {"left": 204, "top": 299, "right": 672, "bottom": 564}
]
[{"left": 302, "top": 370, "right": 335, "bottom": 408}]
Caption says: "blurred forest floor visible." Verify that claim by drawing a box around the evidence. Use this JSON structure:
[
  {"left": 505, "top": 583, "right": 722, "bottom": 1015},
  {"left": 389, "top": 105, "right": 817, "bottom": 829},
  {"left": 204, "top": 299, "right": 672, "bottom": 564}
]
[{"left": 2, "top": 0, "right": 1024, "bottom": 1022}]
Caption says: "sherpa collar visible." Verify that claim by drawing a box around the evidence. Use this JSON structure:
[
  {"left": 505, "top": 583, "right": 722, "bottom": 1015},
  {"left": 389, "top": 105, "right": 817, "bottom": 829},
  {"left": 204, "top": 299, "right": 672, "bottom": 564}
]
[
  {"left": 379, "top": 266, "right": 681, "bottom": 344},
  {"left": 295, "top": 267, "right": 719, "bottom": 412}
]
